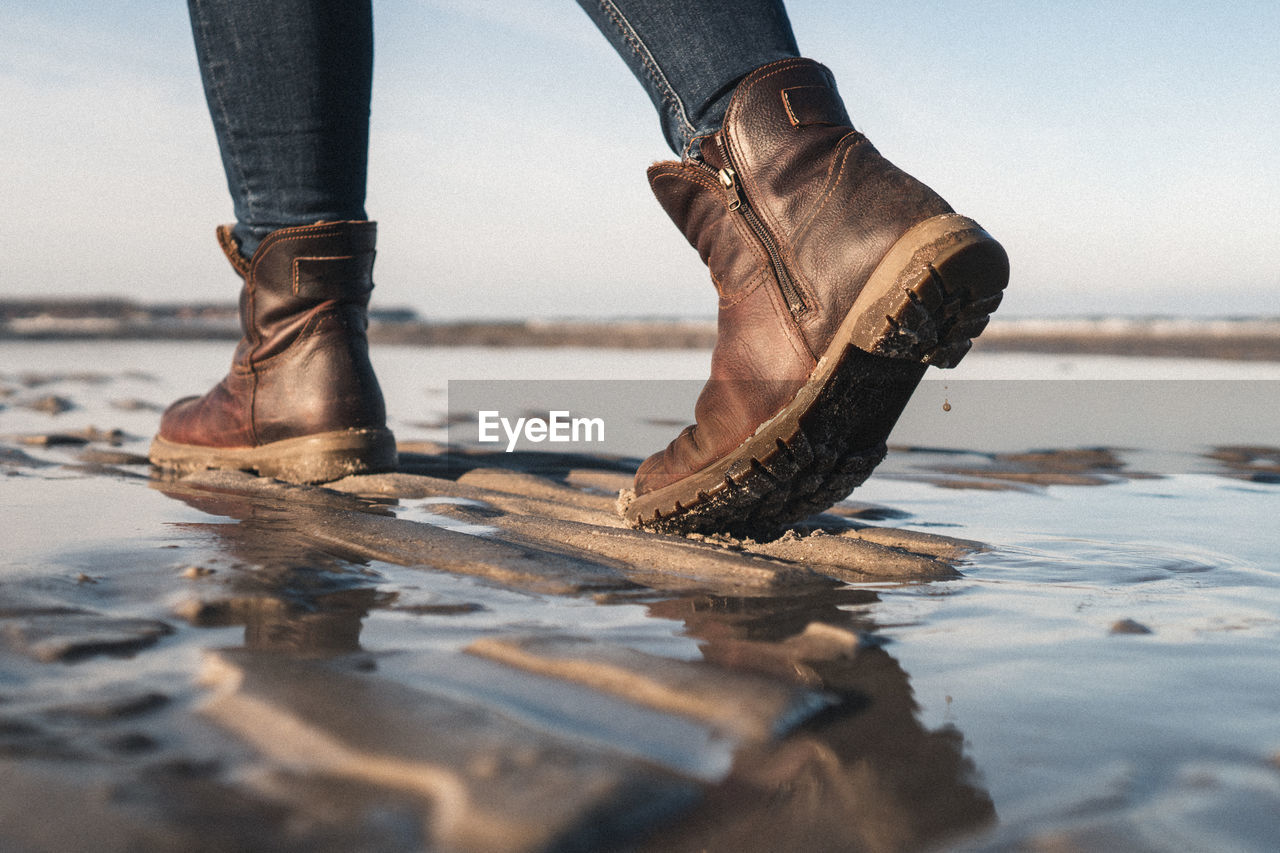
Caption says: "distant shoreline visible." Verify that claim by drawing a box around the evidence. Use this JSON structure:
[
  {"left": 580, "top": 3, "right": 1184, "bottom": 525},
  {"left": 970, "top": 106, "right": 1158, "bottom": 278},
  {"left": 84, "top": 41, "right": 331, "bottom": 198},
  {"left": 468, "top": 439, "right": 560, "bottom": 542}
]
[{"left": 2, "top": 299, "right": 1278, "bottom": 360}]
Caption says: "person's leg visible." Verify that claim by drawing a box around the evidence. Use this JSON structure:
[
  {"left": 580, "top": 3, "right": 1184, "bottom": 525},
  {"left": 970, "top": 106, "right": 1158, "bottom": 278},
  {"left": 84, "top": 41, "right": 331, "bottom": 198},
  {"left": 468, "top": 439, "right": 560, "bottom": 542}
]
[
  {"left": 580, "top": 4, "right": 1010, "bottom": 534},
  {"left": 150, "top": 1, "right": 394, "bottom": 482},
  {"left": 187, "top": 0, "right": 372, "bottom": 257},
  {"left": 576, "top": 0, "right": 799, "bottom": 157}
]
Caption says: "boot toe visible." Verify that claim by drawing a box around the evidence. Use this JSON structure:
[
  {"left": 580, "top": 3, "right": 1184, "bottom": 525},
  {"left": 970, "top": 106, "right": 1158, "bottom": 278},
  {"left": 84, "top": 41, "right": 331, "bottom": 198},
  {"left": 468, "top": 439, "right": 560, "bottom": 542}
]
[
  {"left": 156, "top": 395, "right": 203, "bottom": 444},
  {"left": 634, "top": 423, "right": 707, "bottom": 496},
  {"left": 154, "top": 383, "right": 252, "bottom": 449},
  {"left": 634, "top": 448, "right": 674, "bottom": 497}
]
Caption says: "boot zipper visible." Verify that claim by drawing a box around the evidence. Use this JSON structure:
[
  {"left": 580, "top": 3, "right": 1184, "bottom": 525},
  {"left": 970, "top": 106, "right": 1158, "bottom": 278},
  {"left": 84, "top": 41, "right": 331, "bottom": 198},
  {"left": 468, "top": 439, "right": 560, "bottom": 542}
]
[{"left": 697, "top": 156, "right": 807, "bottom": 315}]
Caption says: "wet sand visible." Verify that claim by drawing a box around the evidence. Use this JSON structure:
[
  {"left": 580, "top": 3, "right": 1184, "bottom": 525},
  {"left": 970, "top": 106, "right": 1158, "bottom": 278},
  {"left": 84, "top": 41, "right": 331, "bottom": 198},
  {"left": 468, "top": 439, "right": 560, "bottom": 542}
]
[{"left": 2, "top": 340, "right": 1279, "bottom": 851}]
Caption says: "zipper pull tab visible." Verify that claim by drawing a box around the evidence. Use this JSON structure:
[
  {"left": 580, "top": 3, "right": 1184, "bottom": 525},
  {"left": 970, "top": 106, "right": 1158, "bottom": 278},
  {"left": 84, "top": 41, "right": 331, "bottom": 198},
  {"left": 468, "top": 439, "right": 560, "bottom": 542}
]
[{"left": 718, "top": 168, "right": 742, "bottom": 211}]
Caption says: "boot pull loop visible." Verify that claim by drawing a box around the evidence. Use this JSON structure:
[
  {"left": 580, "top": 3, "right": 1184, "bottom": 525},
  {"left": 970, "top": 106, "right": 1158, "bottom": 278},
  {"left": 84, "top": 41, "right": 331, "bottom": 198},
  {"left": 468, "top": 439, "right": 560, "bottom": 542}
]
[
  {"left": 216, "top": 224, "right": 253, "bottom": 279},
  {"left": 781, "top": 85, "right": 851, "bottom": 129}
]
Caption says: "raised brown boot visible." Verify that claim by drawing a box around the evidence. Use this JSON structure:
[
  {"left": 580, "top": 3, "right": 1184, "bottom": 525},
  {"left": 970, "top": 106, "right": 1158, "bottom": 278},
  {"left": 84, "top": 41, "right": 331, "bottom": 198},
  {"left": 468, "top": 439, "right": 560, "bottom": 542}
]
[
  {"left": 621, "top": 58, "right": 1008, "bottom": 535},
  {"left": 149, "top": 220, "right": 396, "bottom": 483}
]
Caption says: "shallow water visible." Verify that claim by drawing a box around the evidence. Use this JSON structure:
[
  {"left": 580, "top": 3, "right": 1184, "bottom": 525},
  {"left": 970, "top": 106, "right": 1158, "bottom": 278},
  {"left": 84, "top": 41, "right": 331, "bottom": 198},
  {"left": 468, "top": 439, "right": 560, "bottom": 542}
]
[
  {"left": 852, "top": 472, "right": 1280, "bottom": 840},
  {"left": 2, "top": 340, "right": 1279, "bottom": 850}
]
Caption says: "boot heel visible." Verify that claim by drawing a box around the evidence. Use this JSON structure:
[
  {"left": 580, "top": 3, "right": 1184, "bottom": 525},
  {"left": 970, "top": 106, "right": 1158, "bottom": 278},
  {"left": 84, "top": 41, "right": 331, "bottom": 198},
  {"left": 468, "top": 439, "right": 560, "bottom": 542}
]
[
  {"left": 251, "top": 428, "right": 398, "bottom": 483},
  {"left": 845, "top": 214, "right": 1009, "bottom": 367}
]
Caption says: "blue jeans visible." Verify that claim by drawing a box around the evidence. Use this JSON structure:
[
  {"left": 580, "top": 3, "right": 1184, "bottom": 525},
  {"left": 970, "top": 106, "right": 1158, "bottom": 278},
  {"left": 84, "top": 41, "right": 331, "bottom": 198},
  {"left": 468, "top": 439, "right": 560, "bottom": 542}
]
[{"left": 187, "top": 0, "right": 798, "bottom": 257}]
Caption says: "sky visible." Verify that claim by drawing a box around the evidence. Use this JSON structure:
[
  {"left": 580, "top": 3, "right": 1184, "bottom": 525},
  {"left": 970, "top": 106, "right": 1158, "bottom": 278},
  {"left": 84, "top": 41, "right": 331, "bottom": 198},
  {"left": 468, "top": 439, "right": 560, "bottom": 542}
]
[{"left": 2, "top": 1, "right": 1277, "bottom": 320}]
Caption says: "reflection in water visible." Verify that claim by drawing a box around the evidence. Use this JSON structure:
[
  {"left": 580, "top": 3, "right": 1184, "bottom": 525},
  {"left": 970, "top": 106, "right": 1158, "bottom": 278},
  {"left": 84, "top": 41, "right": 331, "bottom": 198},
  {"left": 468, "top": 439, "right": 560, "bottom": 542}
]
[
  {"left": 154, "top": 480, "right": 994, "bottom": 851},
  {"left": 156, "top": 482, "right": 387, "bottom": 655},
  {"left": 641, "top": 591, "right": 995, "bottom": 852}
]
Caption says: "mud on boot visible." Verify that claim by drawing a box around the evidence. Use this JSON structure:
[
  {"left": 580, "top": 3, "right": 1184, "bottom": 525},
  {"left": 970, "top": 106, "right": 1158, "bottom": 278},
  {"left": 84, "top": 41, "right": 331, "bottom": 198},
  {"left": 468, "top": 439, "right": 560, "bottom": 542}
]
[
  {"left": 622, "top": 58, "right": 1008, "bottom": 536},
  {"left": 149, "top": 221, "right": 397, "bottom": 483}
]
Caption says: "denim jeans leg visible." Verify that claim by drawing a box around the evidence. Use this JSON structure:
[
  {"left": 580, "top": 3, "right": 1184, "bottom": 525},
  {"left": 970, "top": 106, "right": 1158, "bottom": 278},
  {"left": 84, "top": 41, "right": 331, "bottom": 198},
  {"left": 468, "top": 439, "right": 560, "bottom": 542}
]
[
  {"left": 187, "top": 0, "right": 373, "bottom": 257},
  {"left": 576, "top": 0, "right": 800, "bottom": 157}
]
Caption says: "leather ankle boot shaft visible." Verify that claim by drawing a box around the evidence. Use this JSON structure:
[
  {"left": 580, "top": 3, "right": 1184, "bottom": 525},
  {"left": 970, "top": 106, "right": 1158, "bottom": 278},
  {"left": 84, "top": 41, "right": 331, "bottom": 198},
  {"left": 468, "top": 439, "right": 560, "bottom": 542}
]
[
  {"left": 635, "top": 58, "right": 964, "bottom": 496},
  {"left": 650, "top": 58, "right": 953, "bottom": 365},
  {"left": 158, "top": 220, "right": 387, "bottom": 449}
]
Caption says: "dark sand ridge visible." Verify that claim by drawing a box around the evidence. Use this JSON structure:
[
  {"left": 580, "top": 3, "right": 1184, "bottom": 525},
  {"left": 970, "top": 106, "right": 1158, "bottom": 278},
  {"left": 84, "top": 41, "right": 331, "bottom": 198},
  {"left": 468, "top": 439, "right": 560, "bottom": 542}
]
[
  {"left": 326, "top": 447, "right": 978, "bottom": 584},
  {"left": 881, "top": 446, "right": 1163, "bottom": 490},
  {"left": 1, "top": 423, "right": 999, "bottom": 852},
  {"left": 166, "top": 456, "right": 996, "bottom": 853}
]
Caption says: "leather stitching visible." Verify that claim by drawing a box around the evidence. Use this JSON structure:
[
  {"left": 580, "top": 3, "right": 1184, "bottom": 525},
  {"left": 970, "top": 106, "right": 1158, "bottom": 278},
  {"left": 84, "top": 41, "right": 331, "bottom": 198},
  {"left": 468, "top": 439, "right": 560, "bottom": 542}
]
[
  {"left": 292, "top": 254, "right": 363, "bottom": 297},
  {"left": 782, "top": 88, "right": 801, "bottom": 127},
  {"left": 651, "top": 170, "right": 773, "bottom": 272},
  {"left": 651, "top": 169, "right": 719, "bottom": 195},
  {"left": 251, "top": 225, "right": 361, "bottom": 281},
  {"left": 778, "top": 133, "right": 864, "bottom": 311},
  {"left": 723, "top": 59, "right": 827, "bottom": 211},
  {"left": 792, "top": 131, "right": 863, "bottom": 251},
  {"left": 722, "top": 60, "right": 826, "bottom": 310},
  {"left": 719, "top": 266, "right": 772, "bottom": 308},
  {"left": 591, "top": 0, "right": 695, "bottom": 150},
  {"left": 725, "top": 57, "right": 811, "bottom": 130},
  {"left": 249, "top": 231, "right": 324, "bottom": 355},
  {"left": 247, "top": 369, "right": 259, "bottom": 445}
]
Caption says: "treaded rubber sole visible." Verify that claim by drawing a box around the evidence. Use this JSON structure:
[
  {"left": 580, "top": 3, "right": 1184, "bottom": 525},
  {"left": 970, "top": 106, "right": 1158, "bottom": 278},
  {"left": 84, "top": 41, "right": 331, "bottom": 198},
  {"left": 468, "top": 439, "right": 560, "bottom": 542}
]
[
  {"left": 622, "top": 214, "right": 1008, "bottom": 536},
  {"left": 148, "top": 427, "right": 397, "bottom": 484},
  {"left": 846, "top": 213, "right": 1009, "bottom": 367}
]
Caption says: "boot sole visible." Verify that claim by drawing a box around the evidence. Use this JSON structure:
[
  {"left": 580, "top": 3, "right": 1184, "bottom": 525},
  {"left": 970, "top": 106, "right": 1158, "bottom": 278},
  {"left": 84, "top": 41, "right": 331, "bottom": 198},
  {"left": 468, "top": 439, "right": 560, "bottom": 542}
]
[
  {"left": 622, "top": 213, "right": 1008, "bottom": 536},
  {"left": 149, "top": 427, "right": 398, "bottom": 485}
]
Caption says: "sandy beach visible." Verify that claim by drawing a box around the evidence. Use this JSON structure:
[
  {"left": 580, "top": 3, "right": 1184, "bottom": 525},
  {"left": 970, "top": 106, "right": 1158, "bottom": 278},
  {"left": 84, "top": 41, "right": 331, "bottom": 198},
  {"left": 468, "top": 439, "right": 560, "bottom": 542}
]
[{"left": 2, "top": 339, "right": 1279, "bottom": 851}]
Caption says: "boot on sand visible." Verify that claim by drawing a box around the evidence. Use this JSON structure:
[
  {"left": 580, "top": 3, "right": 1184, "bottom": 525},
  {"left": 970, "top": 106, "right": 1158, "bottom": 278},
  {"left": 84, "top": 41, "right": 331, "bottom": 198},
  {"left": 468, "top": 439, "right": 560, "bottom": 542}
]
[
  {"left": 149, "top": 220, "right": 396, "bottom": 483},
  {"left": 621, "top": 58, "right": 1008, "bottom": 535}
]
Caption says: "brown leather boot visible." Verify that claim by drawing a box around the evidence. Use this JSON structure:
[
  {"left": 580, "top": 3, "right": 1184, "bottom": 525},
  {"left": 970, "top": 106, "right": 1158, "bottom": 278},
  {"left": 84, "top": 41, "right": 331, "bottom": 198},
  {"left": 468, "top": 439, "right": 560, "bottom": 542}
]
[
  {"left": 622, "top": 58, "right": 1008, "bottom": 535},
  {"left": 149, "top": 220, "right": 397, "bottom": 483}
]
